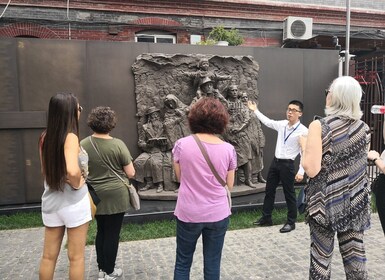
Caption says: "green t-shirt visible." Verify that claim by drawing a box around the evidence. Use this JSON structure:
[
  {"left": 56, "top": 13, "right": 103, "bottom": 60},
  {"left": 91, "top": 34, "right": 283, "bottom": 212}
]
[{"left": 81, "top": 136, "right": 133, "bottom": 215}]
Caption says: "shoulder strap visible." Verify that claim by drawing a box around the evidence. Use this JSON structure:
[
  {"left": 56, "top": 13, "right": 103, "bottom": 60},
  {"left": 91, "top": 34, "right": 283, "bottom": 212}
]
[
  {"left": 192, "top": 134, "right": 226, "bottom": 187},
  {"left": 89, "top": 136, "right": 128, "bottom": 185},
  {"left": 39, "top": 131, "right": 46, "bottom": 150}
]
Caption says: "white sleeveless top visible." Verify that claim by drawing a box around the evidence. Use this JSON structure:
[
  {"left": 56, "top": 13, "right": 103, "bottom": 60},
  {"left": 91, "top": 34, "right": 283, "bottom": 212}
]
[{"left": 41, "top": 147, "right": 88, "bottom": 214}]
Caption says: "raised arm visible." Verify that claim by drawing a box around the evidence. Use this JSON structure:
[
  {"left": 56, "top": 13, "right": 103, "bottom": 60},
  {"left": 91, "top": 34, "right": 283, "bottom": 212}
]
[{"left": 247, "top": 100, "right": 281, "bottom": 131}]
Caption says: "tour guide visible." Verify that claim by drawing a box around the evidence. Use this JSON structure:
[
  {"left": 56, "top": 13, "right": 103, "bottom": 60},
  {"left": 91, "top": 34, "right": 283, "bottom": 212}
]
[{"left": 247, "top": 100, "right": 308, "bottom": 233}]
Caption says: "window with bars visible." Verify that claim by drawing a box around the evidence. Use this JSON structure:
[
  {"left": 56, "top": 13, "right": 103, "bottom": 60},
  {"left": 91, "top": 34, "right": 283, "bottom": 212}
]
[{"left": 135, "top": 33, "right": 176, "bottom": 44}]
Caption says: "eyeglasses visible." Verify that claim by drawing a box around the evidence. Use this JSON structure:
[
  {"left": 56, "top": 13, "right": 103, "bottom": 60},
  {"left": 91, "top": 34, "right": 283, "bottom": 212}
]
[
  {"left": 324, "top": 89, "right": 365, "bottom": 96},
  {"left": 78, "top": 106, "right": 83, "bottom": 113},
  {"left": 287, "top": 108, "right": 301, "bottom": 113}
]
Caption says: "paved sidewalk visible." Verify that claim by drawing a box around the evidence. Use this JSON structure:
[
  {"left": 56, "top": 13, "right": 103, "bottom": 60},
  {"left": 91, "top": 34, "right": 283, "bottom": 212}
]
[{"left": 1, "top": 214, "right": 384, "bottom": 280}]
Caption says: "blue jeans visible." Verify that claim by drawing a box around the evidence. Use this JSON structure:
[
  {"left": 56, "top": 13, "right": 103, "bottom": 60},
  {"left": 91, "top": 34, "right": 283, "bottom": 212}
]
[{"left": 174, "top": 217, "right": 229, "bottom": 280}]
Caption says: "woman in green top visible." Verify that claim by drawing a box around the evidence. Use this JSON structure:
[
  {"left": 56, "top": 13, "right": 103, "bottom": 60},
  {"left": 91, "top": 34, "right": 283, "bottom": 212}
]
[{"left": 81, "top": 107, "right": 135, "bottom": 280}]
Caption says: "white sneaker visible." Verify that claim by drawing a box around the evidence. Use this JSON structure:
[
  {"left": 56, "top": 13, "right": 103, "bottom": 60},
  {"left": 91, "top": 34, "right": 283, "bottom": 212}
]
[
  {"left": 104, "top": 274, "right": 117, "bottom": 280},
  {"left": 104, "top": 268, "right": 123, "bottom": 280},
  {"left": 98, "top": 269, "right": 105, "bottom": 280}
]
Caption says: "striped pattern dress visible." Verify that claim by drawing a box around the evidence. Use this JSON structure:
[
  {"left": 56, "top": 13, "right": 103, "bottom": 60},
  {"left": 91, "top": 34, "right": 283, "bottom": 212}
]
[
  {"left": 305, "top": 116, "right": 371, "bottom": 231},
  {"left": 305, "top": 116, "right": 371, "bottom": 280}
]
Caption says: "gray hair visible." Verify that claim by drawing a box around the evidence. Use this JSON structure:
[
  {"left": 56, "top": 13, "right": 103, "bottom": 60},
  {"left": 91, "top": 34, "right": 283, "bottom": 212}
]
[{"left": 324, "top": 76, "right": 363, "bottom": 120}]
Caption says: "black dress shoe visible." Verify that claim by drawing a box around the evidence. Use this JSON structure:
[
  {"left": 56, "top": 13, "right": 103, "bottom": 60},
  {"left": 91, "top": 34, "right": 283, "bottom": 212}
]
[
  {"left": 253, "top": 217, "right": 273, "bottom": 226},
  {"left": 279, "top": 223, "right": 295, "bottom": 233}
]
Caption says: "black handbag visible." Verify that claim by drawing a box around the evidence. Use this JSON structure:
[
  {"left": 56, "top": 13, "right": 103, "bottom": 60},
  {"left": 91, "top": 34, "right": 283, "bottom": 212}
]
[
  {"left": 371, "top": 173, "right": 385, "bottom": 194},
  {"left": 297, "top": 186, "right": 306, "bottom": 214},
  {"left": 87, "top": 182, "right": 101, "bottom": 206},
  {"left": 86, "top": 181, "right": 101, "bottom": 219}
]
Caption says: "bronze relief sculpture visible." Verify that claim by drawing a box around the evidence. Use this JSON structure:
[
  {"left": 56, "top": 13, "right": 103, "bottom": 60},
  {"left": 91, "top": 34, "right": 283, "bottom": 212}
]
[{"left": 132, "top": 54, "right": 265, "bottom": 199}]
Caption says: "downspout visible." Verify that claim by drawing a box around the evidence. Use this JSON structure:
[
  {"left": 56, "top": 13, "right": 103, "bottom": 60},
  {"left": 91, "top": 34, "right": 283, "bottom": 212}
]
[
  {"left": 67, "top": 0, "right": 71, "bottom": 40},
  {"left": 344, "top": 0, "right": 351, "bottom": 75}
]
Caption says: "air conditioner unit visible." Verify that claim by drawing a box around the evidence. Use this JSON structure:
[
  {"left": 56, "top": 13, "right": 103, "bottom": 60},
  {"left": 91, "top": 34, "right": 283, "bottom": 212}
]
[
  {"left": 283, "top": 16, "right": 313, "bottom": 41},
  {"left": 190, "top": 35, "right": 202, "bottom": 45}
]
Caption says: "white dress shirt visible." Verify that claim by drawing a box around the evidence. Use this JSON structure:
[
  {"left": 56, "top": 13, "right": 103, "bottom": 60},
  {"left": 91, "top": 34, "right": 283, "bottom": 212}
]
[{"left": 254, "top": 109, "right": 308, "bottom": 175}]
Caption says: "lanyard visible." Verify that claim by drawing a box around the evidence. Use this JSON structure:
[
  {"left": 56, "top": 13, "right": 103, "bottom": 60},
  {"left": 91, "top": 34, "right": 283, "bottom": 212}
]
[{"left": 284, "top": 123, "right": 300, "bottom": 144}]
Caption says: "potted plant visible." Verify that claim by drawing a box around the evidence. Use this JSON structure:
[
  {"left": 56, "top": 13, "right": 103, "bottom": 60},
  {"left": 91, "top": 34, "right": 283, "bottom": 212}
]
[
  {"left": 196, "top": 38, "right": 217, "bottom": 46},
  {"left": 207, "top": 26, "right": 244, "bottom": 46}
]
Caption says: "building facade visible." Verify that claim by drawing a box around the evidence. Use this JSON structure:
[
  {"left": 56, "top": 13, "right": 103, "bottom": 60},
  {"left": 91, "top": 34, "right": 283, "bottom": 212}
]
[
  {"left": 1, "top": 0, "right": 384, "bottom": 209},
  {"left": 0, "top": 0, "right": 384, "bottom": 53}
]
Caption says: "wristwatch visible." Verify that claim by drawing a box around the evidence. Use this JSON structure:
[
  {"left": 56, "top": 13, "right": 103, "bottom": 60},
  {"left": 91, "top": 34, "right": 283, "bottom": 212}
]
[{"left": 372, "top": 158, "right": 380, "bottom": 163}]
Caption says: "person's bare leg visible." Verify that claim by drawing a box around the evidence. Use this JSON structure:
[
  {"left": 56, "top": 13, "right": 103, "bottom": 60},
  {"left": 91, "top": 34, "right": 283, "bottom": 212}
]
[
  {"left": 39, "top": 226, "right": 65, "bottom": 280},
  {"left": 67, "top": 222, "right": 89, "bottom": 280}
]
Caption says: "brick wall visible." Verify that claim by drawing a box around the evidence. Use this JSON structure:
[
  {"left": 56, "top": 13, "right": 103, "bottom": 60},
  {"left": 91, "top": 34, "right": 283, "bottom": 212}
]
[
  {"left": 253, "top": 0, "right": 385, "bottom": 11},
  {"left": 0, "top": 0, "right": 384, "bottom": 46}
]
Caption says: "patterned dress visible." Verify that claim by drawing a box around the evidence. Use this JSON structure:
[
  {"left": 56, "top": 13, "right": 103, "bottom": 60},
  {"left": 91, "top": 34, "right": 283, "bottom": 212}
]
[
  {"left": 305, "top": 116, "right": 371, "bottom": 280},
  {"left": 306, "top": 116, "right": 371, "bottom": 230}
]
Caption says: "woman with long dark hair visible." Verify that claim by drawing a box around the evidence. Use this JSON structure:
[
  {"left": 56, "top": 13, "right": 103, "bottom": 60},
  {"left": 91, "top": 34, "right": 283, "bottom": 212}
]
[{"left": 39, "top": 93, "right": 91, "bottom": 280}]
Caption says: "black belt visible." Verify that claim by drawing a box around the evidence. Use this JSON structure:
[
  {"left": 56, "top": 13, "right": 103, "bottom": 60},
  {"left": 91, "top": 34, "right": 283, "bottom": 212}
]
[{"left": 274, "top": 157, "right": 294, "bottom": 163}]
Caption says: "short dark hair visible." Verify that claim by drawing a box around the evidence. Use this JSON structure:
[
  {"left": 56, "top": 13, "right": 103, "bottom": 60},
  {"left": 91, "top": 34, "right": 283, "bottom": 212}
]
[
  {"left": 188, "top": 97, "right": 229, "bottom": 134},
  {"left": 289, "top": 100, "right": 304, "bottom": 112},
  {"left": 87, "top": 106, "right": 117, "bottom": 134}
]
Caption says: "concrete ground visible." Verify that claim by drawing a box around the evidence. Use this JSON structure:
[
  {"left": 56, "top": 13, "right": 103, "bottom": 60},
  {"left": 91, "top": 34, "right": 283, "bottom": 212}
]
[{"left": 1, "top": 214, "right": 384, "bottom": 280}]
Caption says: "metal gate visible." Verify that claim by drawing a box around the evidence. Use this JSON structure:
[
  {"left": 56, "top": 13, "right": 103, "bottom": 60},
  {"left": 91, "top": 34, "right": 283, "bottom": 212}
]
[{"left": 354, "top": 56, "right": 385, "bottom": 179}]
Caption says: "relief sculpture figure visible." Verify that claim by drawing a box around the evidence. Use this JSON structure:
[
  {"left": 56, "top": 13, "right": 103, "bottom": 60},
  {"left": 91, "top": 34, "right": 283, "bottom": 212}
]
[
  {"left": 182, "top": 57, "right": 231, "bottom": 100},
  {"left": 163, "top": 94, "right": 190, "bottom": 149},
  {"left": 240, "top": 92, "right": 266, "bottom": 183},
  {"left": 190, "top": 77, "right": 229, "bottom": 109},
  {"left": 133, "top": 107, "right": 175, "bottom": 193},
  {"left": 223, "top": 85, "right": 258, "bottom": 188}
]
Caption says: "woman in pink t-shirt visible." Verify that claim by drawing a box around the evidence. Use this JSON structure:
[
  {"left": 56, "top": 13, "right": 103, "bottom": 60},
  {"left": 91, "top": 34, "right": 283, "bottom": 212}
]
[{"left": 172, "top": 97, "right": 237, "bottom": 280}]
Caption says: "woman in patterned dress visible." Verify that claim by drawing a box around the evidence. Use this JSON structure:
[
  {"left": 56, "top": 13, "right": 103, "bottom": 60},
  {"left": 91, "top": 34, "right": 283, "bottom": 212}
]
[{"left": 299, "top": 76, "right": 371, "bottom": 280}]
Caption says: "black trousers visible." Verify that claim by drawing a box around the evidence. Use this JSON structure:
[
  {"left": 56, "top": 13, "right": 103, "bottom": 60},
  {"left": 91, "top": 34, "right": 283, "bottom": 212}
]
[
  {"left": 374, "top": 174, "right": 385, "bottom": 235},
  {"left": 95, "top": 212, "right": 125, "bottom": 274},
  {"left": 262, "top": 158, "right": 297, "bottom": 224}
]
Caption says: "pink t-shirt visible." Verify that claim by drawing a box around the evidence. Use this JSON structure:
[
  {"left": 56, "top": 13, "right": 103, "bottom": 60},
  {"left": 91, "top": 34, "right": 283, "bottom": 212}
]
[{"left": 172, "top": 135, "right": 237, "bottom": 223}]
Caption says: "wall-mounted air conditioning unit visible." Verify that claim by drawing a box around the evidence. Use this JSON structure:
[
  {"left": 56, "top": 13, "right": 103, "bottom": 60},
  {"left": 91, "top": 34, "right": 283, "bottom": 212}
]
[
  {"left": 283, "top": 16, "right": 313, "bottom": 41},
  {"left": 190, "top": 34, "right": 202, "bottom": 45}
]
